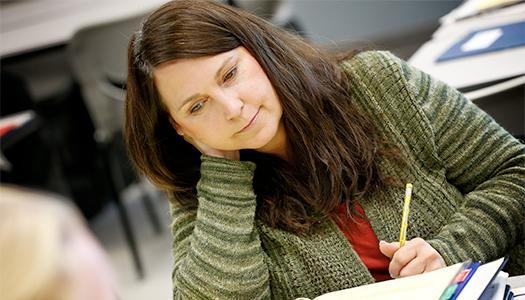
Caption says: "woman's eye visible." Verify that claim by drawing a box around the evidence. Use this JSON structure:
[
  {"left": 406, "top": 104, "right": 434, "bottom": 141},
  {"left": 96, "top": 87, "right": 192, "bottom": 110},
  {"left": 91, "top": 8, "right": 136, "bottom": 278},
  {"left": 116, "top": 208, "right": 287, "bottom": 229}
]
[
  {"left": 223, "top": 66, "right": 237, "bottom": 82},
  {"left": 190, "top": 100, "right": 206, "bottom": 114}
]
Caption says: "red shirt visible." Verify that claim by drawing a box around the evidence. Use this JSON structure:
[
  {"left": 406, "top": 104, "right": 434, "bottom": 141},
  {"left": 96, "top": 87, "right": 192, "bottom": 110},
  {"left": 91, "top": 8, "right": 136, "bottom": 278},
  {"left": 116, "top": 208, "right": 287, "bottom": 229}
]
[{"left": 332, "top": 202, "right": 392, "bottom": 282}]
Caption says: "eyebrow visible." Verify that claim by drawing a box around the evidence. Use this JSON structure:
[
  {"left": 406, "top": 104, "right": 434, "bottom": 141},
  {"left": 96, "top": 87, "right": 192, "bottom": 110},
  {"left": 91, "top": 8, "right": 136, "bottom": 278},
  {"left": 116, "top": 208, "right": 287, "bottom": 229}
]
[{"left": 176, "top": 55, "right": 236, "bottom": 111}]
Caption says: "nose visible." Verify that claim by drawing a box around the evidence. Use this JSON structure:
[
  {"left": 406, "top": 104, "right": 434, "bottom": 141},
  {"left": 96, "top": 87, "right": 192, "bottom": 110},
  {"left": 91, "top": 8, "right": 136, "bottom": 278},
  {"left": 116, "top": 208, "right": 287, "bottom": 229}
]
[{"left": 216, "top": 92, "right": 243, "bottom": 120}]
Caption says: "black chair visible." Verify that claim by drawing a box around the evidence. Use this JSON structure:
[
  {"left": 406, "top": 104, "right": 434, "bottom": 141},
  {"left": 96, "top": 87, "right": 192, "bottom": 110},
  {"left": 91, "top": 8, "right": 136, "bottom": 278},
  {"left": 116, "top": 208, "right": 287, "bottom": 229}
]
[{"left": 68, "top": 14, "right": 162, "bottom": 279}]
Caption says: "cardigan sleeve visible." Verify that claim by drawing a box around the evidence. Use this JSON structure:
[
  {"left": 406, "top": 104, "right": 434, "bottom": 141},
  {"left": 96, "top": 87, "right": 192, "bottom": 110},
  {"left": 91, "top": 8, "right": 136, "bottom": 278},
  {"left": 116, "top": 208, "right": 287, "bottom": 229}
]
[
  {"left": 169, "top": 155, "right": 270, "bottom": 299},
  {"left": 394, "top": 53, "right": 525, "bottom": 265}
]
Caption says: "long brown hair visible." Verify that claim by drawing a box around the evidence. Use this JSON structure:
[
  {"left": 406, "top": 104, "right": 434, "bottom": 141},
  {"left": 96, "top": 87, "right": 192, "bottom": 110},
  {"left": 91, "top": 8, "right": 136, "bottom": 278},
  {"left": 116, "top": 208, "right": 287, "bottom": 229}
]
[{"left": 125, "top": 0, "right": 384, "bottom": 234}]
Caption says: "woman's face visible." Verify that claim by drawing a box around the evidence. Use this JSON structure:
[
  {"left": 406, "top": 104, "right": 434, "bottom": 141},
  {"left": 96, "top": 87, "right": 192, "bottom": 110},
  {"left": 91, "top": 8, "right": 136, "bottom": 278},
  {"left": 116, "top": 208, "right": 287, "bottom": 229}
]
[{"left": 154, "top": 47, "right": 285, "bottom": 155}]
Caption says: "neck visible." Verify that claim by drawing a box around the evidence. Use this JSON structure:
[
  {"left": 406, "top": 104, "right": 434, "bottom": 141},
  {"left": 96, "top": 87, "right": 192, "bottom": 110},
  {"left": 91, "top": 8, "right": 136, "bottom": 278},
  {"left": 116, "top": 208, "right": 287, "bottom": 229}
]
[{"left": 256, "top": 122, "right": 290, "bottom": 161}]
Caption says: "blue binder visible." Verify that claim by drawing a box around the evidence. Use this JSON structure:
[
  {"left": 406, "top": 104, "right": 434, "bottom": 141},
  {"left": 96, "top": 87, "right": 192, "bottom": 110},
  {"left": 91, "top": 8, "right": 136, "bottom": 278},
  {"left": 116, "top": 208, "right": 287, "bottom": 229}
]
[{"left": 436, "top": 20, "right": 525, "bottom": 62}]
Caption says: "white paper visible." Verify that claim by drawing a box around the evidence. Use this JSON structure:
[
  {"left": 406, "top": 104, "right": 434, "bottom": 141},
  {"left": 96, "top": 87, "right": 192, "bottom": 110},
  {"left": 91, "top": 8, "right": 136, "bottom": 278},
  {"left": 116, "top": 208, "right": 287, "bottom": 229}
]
[
  {"left": 478, "top": 271, "right": 509, "bottom": 300},
  {"left": 461, "top": 28, "right": 503, "bottom": 52}
]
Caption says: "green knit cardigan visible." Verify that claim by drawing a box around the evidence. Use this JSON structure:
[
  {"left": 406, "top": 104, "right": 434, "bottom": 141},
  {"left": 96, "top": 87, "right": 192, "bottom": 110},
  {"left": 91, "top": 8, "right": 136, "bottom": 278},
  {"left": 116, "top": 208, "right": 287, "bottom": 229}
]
[{"left": 169, "top": 51, "right": 525, "bottom": 299}]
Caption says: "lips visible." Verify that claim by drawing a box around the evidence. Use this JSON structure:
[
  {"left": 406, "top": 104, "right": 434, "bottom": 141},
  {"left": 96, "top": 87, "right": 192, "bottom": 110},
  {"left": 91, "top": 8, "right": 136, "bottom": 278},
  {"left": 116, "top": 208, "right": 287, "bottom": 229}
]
[{"left": 237, "top": 108, "right": 260, "bottom": 133}]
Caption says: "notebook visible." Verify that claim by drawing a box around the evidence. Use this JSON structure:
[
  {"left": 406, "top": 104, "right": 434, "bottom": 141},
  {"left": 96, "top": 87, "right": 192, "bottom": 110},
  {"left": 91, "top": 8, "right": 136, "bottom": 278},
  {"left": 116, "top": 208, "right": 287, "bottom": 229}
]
[
  {"left": 296, "top": 257, "right": 509, "bottom": 300},
  {"left": 456, "top": 257, "right": 509, "bottom": 300},
  {"left": 436, "top": 20, "right": 525, "bottom": 62}
]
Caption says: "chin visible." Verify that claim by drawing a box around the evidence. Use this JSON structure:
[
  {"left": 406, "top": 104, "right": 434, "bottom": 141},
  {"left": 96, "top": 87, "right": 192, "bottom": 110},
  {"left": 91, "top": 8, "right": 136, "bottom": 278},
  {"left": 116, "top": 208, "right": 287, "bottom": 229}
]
[{"left": 252, "top": 126, "right": 280, "bottom": 152}]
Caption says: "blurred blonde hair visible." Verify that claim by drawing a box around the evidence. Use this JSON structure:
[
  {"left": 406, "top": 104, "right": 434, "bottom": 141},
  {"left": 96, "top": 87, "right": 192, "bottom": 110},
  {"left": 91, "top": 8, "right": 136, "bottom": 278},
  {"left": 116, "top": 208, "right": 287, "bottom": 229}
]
[{"left": 0, "top": 185, "right": 83, "bottom": 300}]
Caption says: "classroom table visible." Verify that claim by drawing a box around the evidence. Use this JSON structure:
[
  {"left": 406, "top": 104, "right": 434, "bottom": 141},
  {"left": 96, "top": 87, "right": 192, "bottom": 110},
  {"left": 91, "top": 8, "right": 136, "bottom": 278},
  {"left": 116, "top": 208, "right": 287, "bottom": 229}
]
[{"left": 408, "top": 1, "right": 525, "bottom": 139}]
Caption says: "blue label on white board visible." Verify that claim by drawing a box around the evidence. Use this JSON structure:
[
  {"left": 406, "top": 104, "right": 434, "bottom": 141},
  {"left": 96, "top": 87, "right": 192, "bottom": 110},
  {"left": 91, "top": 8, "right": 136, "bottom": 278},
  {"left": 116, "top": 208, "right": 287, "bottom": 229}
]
[{"left": 436, "top": 20, "right": 525, "bottom": 62}]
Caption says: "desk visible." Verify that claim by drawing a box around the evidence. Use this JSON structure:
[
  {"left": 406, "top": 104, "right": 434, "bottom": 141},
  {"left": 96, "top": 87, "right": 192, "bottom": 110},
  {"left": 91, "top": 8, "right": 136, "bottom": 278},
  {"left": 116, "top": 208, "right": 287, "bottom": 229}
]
[
  {"left": 408, "top": 2, "right": 525, "bottom": 139},
  {"left": 409, "top": 3, "right": 525, "bottom": 89},
  {"left": 0, "top": 0, "right": 170, "bottom": 58}
]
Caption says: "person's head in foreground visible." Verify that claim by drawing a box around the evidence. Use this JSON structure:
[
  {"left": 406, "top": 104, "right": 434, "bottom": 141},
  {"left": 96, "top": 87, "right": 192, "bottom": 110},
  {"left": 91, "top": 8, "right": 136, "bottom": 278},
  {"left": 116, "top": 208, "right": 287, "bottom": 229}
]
[
  {"left": 0, "top": 185, "right": 117, "bottom": 300},
  {"left": 125, "top": 0, "right": 524, "bottom": 298}
]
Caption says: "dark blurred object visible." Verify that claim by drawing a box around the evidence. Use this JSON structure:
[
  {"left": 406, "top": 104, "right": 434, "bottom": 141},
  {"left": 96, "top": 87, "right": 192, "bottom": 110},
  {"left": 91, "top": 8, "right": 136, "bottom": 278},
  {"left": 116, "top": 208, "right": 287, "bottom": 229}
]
[
  {"left": 1, "top": 71, "right": 33, "bottom": 114},
  {"left": 37, "top": 82, "right": 112, "bottom": 219},
  {"left": 0, "top": 68, "right": 111, "bottom": 219},
  {"left": 1, "top": 71, "right": 50, "bottom": 188}
]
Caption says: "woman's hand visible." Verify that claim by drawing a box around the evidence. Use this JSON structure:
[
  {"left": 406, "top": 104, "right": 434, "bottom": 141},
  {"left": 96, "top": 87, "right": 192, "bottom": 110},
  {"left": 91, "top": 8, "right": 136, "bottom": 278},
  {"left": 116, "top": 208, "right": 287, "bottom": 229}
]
[
  {"left": 183, "top": 135, "right": 240, "bottom": 161},
  {"left": 379, "top": 237, "right": 446, "bottom": 278}
]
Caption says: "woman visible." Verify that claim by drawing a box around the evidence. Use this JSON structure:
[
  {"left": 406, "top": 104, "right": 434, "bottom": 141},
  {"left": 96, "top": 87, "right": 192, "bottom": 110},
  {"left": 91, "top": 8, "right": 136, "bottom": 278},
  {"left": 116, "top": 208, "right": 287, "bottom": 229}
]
[
  {"left": 125, "top": 0, "right": 525, "bottom": 299},
  {"left": 0, "top": 185, "right": 117, "bottom": 300}
]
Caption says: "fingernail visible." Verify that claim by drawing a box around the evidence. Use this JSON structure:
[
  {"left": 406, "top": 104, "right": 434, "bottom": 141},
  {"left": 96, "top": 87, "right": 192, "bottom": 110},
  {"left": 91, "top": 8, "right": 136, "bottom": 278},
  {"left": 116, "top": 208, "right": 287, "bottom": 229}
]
[{"left": 379, "top": 240, "right": 386, "bottom": 245}]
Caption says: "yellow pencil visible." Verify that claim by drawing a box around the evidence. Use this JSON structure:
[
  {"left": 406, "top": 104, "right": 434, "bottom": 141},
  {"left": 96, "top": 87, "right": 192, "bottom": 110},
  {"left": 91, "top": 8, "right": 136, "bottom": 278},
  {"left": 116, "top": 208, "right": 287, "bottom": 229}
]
[{"left": 399, "top": 183, "right": 413, "bottom": 247}]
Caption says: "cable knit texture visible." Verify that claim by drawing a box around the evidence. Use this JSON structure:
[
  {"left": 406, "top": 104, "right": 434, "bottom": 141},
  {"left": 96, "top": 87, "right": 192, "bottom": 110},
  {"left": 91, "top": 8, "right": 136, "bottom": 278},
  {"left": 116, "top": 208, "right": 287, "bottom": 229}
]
[{"left": 169, "top": 51, "right": 525, "bottom": 299}]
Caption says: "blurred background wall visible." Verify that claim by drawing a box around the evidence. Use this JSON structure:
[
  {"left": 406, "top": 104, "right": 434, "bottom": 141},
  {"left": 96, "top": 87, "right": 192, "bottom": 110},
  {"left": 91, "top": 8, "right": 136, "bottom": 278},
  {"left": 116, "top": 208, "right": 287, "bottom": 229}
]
[{"left": 289, "top": 0, "right": 461, "bottom": 57}]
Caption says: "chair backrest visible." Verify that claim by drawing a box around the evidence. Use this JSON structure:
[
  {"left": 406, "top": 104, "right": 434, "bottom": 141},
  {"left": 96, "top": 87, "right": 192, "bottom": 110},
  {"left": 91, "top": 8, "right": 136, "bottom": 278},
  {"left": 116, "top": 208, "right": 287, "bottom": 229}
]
[{"left": 68, "top": 14, "right": 145, "bottom": 143}]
